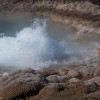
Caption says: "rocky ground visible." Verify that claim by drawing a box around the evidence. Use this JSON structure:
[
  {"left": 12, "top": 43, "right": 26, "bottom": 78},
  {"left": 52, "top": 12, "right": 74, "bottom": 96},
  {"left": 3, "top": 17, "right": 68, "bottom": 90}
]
[{"left": 0, "top": 63, "right": 100, "bottom": 100}]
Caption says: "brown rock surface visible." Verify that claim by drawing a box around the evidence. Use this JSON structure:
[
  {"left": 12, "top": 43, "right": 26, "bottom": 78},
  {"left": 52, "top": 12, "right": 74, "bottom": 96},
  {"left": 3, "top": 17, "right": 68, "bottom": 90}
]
[
  {"left": 68, "top": 78, "right": 81, "bottom": 83},
  {"left": 79, "top": 66, "right": 100, "bottom": 76},
  {"left": 46, "top": 75, "right": 69, "bottom": 83},
  {"left": 58, "top": 68, "right": 69, "bottom": 76},
  {"left": 0, "top": 1, "right": 100, "bottom": 100},
  {"left": 0, "top": 69, "right": 46, "bottom": 100},
  {"left": 68, "top": 69, "right": 81, "bottom": 78},
  {"left": 85, "top": 75, "right": 100, "bottom": 86},
  {"left": 0, "top": 68, "right": 99, "bottom": 100},
  {"left": 29, "top": 82, "right": 99, "bottom": 100},
  {"left": 83, "top": 91, "right": 100, "bottom": 100},
  {"left": 0, "top": 0, "right": 99, "bottom": 36},
  {"left": 36, "top": 68, "right": 58, "bottom": 77}
]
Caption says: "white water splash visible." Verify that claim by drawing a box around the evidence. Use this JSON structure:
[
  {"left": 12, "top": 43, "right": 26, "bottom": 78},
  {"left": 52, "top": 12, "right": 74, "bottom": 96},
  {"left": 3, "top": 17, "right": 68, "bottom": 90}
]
[{"left": 0, "top": 19, "right": 66, "bottom": 69}]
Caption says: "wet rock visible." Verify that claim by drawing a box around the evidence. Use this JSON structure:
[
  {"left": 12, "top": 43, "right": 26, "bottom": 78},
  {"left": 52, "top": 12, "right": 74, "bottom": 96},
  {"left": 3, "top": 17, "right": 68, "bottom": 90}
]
[
  {"left": 46, "top": 75, "right": 69, "bottom": 83},
  {"left": 0, "top": 69, "right": 46, "bottom": 100}
]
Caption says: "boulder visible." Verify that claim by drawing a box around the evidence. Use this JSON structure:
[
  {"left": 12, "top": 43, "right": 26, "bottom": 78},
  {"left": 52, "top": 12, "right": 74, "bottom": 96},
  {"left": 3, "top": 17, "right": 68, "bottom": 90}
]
[{"left": 0, "top": 69, "right": 46, "bottom": 100}]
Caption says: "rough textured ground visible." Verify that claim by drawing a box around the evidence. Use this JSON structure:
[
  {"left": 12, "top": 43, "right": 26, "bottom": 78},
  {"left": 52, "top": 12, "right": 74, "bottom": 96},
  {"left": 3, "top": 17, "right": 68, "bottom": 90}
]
[{"left": 0, "top": 65, "right": 100, "bottom": 100}]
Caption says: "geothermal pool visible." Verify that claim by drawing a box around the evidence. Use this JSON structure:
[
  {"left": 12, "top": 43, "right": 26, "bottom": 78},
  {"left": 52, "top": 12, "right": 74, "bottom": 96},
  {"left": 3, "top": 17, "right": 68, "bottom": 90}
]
[{"left": 0, "top": 18, "right": 99, "bottom": 70}]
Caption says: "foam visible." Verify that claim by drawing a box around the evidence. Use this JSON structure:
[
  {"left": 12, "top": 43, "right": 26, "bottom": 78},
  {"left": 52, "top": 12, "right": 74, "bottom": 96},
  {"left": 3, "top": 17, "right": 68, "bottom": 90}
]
[{"left": 0, "top": 19, "right": 66, "bottom": 69}]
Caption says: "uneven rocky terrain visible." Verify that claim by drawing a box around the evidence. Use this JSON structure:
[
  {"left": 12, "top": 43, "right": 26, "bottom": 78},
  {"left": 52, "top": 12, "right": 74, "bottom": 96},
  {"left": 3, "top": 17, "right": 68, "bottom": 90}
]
[{"left": 0, "top": 65, "right": 100, "bottom": 100}]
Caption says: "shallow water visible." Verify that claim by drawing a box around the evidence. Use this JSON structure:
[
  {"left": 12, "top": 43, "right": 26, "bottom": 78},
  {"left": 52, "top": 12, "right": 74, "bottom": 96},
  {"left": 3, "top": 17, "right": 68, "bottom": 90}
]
[{"left": 0, "top": 18, "right": 99, "bottom": 70}]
